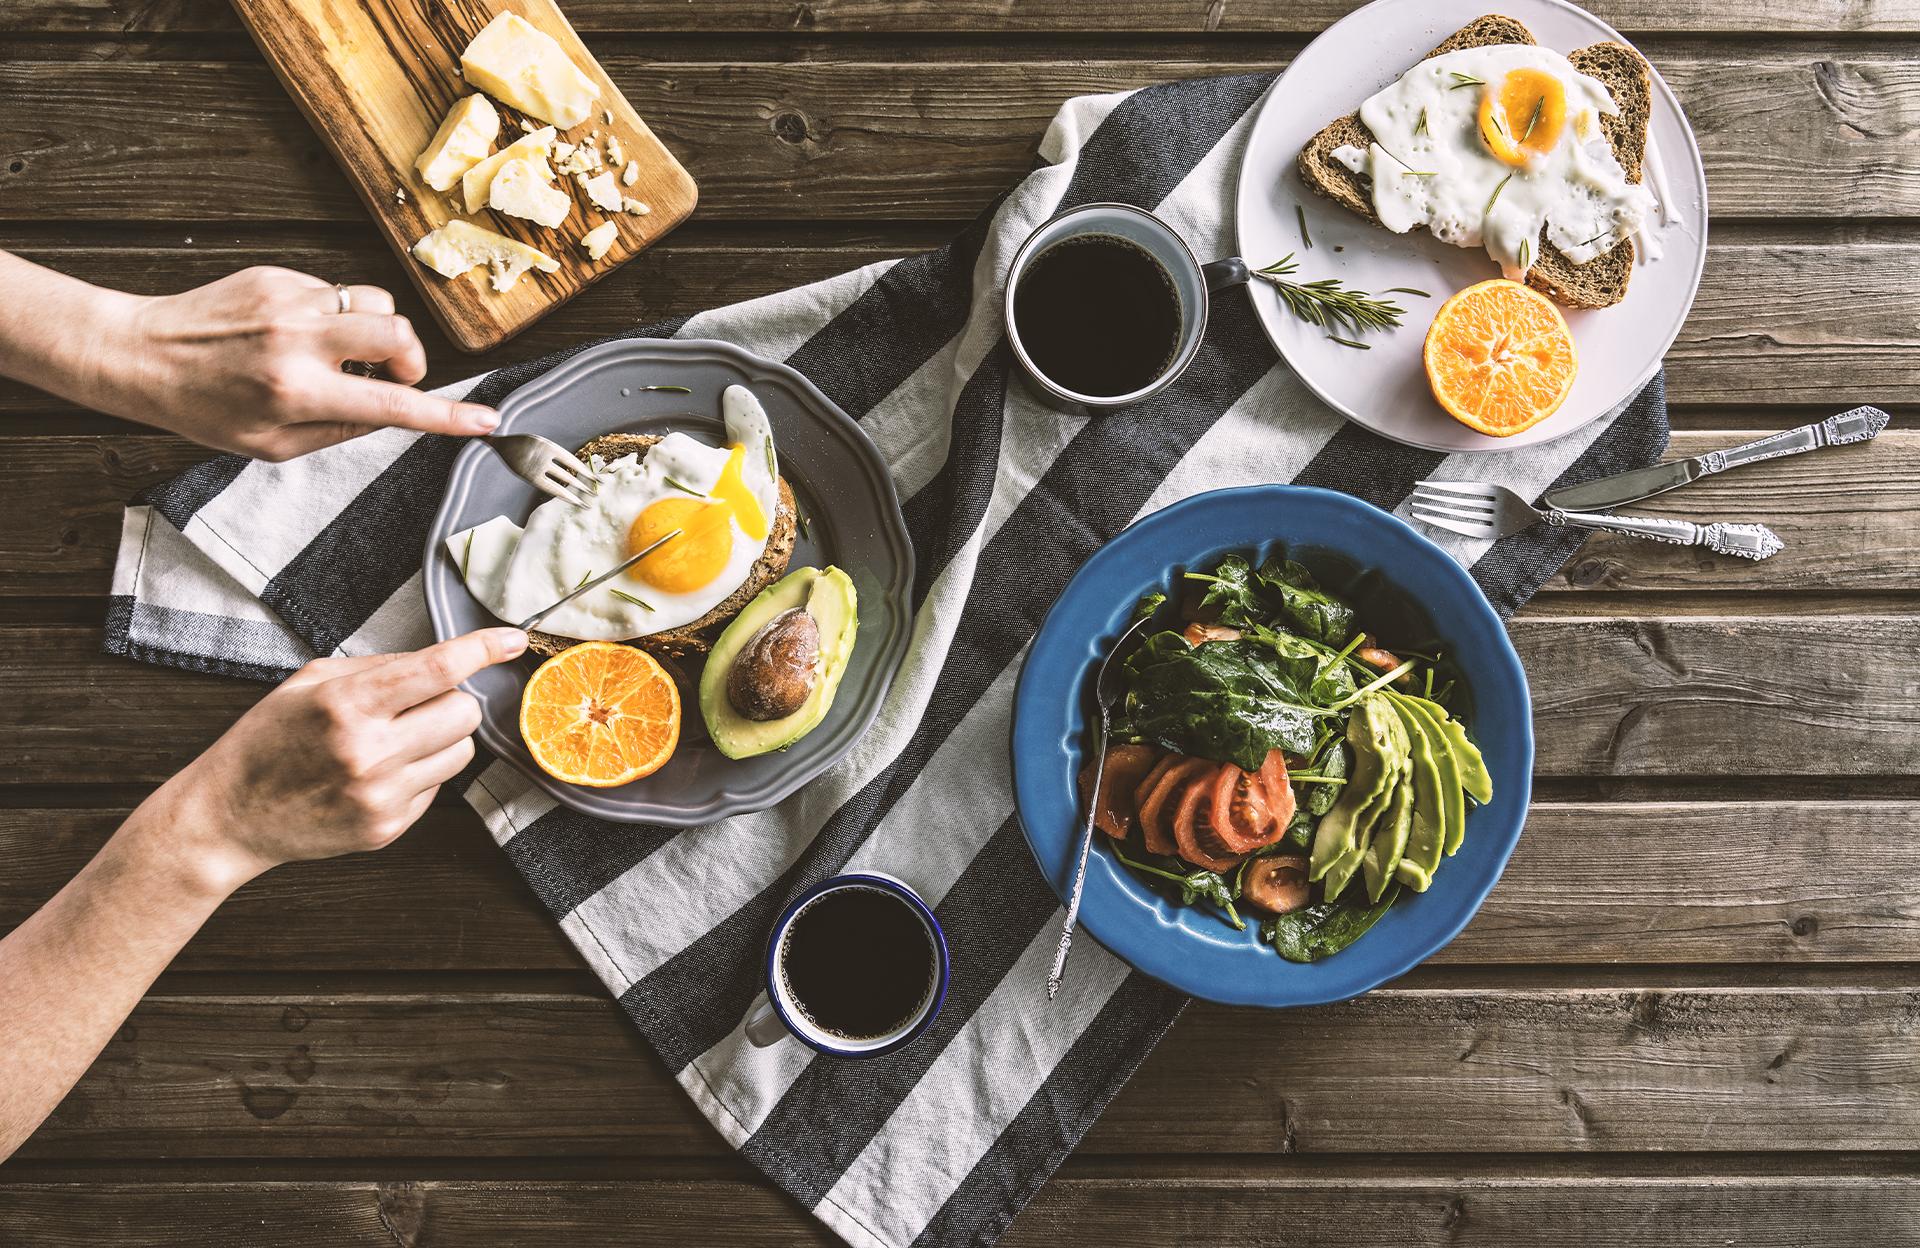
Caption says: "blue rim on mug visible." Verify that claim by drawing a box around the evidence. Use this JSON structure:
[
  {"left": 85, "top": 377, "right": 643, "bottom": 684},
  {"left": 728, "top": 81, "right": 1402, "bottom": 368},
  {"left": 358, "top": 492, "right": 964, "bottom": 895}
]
[{"left": 758, "top": 872, "right": 952, "bottom": 1059}]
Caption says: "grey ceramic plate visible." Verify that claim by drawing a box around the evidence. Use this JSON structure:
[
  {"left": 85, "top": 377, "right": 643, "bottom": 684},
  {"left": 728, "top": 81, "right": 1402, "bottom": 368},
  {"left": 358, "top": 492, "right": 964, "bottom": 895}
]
[{"left": 422, "top": 338, "right": 915, "bottom": 826}]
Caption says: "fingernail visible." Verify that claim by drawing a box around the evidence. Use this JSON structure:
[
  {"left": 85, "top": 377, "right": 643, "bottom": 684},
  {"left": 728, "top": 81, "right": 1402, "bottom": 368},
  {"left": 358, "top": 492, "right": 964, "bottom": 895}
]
[
  {"left": 490, "top": 627, "right": 528, "bottom": 659},
  {"left": 463, "top": 405, "right": 500, "bottom": 433}
]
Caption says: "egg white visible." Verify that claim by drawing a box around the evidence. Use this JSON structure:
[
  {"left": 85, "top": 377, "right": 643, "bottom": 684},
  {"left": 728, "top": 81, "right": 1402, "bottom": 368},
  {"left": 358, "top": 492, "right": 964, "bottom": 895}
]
[
  {"left": 1331, "top": 45, "right": 1660, "bottom": 281},
  {"left": 447, "top": 385, "right": 780, "bottom": 641}
]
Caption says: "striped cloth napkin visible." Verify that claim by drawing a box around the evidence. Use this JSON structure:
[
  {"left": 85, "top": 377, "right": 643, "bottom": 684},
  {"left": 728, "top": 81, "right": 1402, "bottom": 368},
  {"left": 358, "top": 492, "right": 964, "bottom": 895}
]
[{"left": 107, "top": 72, "right": 1667, "bottom": 1248}]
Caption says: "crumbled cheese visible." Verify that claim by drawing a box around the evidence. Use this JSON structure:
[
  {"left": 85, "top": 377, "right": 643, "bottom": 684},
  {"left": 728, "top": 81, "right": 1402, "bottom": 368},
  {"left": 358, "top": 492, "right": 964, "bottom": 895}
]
[
  {"left": 413, "top": 94, "right": 499, "bottom": 192},
  {"left": 621, "top": 160, "right": 638, "bottom": 186},
  {"left": 460, "top": 126, "right": 555, "bottom": 213},
  {"left": 622, "top": 197, "right": 651, "bottom": 216},
  {"left": 488, "top": 156, "right": 572, "bottom": 228},
  {"left": 580, "top": 220, "right": 618, "bottom": 260},
  {"left": 582, "top": 170, "right": 623, "bottom": 212},
  {"left": 602, "top": 107, "right": 613, "bottom": 125},
  {"left": 412, "top": 219, "right": 559, "bottom": 292},
  {"left": 605, "top": 134, "right": 625, "bottom": 166}
]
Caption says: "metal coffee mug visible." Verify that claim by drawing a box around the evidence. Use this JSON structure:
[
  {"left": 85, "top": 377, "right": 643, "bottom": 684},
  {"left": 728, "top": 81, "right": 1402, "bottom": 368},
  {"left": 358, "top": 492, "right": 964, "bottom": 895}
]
[
  {"left": 744, "top": 872, "right": 951, "bottom": 1058},
  {"left": 1004, "top": 201, "right": 1250, "bottom": 416}
]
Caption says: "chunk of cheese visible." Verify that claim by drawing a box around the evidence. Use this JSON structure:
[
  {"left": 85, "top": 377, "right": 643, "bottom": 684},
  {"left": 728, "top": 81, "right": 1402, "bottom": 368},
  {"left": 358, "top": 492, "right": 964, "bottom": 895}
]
[
  {"left": 460, "top": 12, "right": 600, "bottom": 130},
  {"left": 488, "top": 156, "right": 571, "bottom": 228},
  {"left": 412, "top": 219, "right": 559, "bottom": 292},
  {"left": 579, "top": 221, "right": 618, "bottom": 261},
  {"left": 460, "top": 126, "right": 555, "bottom": 214},
  {"left": 414, "top": 95, "right": 499, "bottom": 192},
  {"left": 581, "top": 170, "right": 623, "bottom": 212}
]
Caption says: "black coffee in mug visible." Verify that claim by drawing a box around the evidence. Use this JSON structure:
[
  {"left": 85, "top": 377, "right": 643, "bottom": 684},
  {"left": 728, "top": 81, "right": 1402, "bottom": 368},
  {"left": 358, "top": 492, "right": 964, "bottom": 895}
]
[
  {"left": 1011, "top": 233, "right": 1182, "bottom": 398},
  {"left": 779, "top": 885, "right": 937, "bottom": 1039}
]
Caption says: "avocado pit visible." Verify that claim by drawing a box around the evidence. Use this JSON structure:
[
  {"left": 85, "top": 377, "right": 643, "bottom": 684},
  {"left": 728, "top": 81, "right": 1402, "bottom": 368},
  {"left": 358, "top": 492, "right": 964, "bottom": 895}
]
[{"left": 726, "top": 607, "right": 820, "bottom": 721}]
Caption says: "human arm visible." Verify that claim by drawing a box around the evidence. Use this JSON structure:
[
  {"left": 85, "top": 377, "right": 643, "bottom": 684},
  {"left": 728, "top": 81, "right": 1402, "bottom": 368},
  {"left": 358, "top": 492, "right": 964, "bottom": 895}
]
[
  {"left": 0, "top": 251, "right": 496, "bottom": 460},
  {"left": 0, "top": 626, "right": 527, "bottom": 1161}
]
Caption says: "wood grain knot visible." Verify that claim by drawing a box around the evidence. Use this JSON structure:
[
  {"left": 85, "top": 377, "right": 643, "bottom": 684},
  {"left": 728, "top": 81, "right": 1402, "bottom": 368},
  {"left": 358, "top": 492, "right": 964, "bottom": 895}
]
[
  {"left": 6, "top": 159, "right": 23, "bottom": 175},
  {"left": 771, "top": 111, "right": 812, "bottom": 145}
]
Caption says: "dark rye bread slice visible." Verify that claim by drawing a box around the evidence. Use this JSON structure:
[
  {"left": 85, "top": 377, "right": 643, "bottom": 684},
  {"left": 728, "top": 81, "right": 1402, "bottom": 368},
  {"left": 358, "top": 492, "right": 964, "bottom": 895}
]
[
  {"left": 1296, "top": 14, "right": 1652, "bottom": 309},
  {"left": 525, "top": 432, "right": 798, "bottom": 661}
]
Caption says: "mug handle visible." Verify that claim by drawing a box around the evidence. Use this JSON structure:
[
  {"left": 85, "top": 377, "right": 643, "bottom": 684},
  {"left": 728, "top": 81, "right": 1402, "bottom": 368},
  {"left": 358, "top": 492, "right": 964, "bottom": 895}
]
[
  {"left": 1201, "top": 256, "right": 1250, "bottom": 292},
  {"left": 744, "top": 992, "right": 788, "bottom": 1047}
]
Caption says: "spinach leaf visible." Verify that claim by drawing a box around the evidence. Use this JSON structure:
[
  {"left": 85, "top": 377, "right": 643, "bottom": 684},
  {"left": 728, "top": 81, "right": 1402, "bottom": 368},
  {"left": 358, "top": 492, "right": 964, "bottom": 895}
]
[
  {"left": 1122, "top": 632, "right": 1331, "bottom": 768},
  {"left": 1257, "top": 556, "right": 1358, "bottom": 647},
  {"left": 1131, "top": 589, "right": 1168, "bottom": 624},
  {"left": 1181, "top": 555, "right": 1269, "bottom": 629},
  {"left": 1301, "top": 736, "right": 1350, "bottom": 816},
  {"left": 1259, "top": 883, "right": 1399, "bottom": 962},
  {"left": 1244, "top": 623, "right": 1356, "bottom": 706},
  {"left": 1282, "top": 807, "right": 1315, "bottom": 849},
  {"left": 1112, "top": 843, "right": 1244, "bottom": 931}
]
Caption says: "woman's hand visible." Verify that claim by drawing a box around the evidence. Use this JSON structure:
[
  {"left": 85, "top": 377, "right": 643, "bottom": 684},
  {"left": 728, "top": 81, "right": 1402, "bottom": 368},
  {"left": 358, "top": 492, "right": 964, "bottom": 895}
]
[
  {"left": 0, "top": 253, "right": 497, "bottom": 459},
  {"left": 108, "top": 267, "right": 499, "bottom": 459},
  {"left": 153, "top": 626, "right": 528, "bottom": 894}
]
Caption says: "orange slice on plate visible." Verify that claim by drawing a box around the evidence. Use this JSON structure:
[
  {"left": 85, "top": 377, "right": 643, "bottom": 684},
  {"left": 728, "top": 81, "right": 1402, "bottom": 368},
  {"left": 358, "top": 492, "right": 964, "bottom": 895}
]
[
  {"left": 1423, "top": 279, "right": 1579, "bottom": 438},
  {"left": 520, "top": 641, "right": 680, "bottom": 787}
]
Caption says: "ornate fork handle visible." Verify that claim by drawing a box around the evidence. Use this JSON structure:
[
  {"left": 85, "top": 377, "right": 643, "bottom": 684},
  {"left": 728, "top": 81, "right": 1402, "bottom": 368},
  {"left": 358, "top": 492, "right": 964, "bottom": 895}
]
[{"left": 1545, "top": 509, "right": 1785, "bottom": 560}]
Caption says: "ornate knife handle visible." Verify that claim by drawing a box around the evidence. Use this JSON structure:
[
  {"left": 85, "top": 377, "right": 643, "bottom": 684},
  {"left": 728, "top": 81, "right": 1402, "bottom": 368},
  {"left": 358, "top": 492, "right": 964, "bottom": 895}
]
[
  {"left": 1702, "top": 405, "right": 1891, "bottom": 475},
  {"left": 1546, "top": 509, "right": 1785, "bottom": 560}
]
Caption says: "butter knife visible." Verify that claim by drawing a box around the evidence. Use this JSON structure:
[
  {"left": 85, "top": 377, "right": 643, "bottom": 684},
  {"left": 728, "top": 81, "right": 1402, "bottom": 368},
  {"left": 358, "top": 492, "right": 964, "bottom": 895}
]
[
  {"left": 514, "top": 528, "right": 683, "bottom": 632},
  {"left": 1543, "top": 405, "right": 1890, "bottom": 513}
]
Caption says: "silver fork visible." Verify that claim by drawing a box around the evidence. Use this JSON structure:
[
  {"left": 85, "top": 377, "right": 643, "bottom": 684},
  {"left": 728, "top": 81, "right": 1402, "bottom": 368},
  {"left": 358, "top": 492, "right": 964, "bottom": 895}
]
[
  {"left": 1409, "top": 480, "right": 1785, "bottom": 560},
  {"left": 481, "top": 433, "right": 600, "bottom": 508}
]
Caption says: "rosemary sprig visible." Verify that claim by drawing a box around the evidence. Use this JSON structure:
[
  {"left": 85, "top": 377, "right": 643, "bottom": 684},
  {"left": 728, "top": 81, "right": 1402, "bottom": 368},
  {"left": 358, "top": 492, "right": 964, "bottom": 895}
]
[
  {"left": 1251, "top": 253, "right": 1405, "bottom": 336},
  {"left": 1448, "top": 71, "right": 1485, "bottom": 89},
  {"left": 1252, "top": 254, "right": 1406, "bottom": 336},
  {"left": 1327, "top": 335, "right": 1371, "bottom": 350},
  {"left": 1296, "top": 203, "right": 1312, "bottom": 249},
  {"left": 1386, "top": 286, "right": 1432, "bottom": 298},
  {"left": 1577, "top": 227, "right": 1614, "bottom": 248},
  {"left": 1377, "top": 145, "right": 1435, "bottom": 177},
  {"left": 663, "top": 476, "right": 707, "bottom": 497},
  {"left": 1413, "top": 107, "right": 1428, "bottom": 136},
  {"left": 795, "top": 508, "right": 811, "bottom": 540},
  {"left": 461, "top": 531, "right": 474, "bottom": 580},
  {"left": 1520, "top": 96, "right": 1545, "bottom": 144},
  {"left": 1517, "top": 237, "right": 1532, "bottom": 271},
  {"left": 637, "top": 384, "right": 692, "bottom": 394},
  {"left": 609, "top": 588, "right": 655, "bottom": 611},
  {"left": 574, "top": 569, "right": 593, "bottom": 590},
  {"left": 1484, "top": 172, "right": 1513, "bottom": 216},
  {"left": 764, "top": 439, "right": 776, "bottom": 479}
]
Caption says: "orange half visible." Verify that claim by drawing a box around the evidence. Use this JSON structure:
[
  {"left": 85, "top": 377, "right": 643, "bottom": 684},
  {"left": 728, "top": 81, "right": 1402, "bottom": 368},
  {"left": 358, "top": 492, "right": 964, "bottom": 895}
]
[
  {"left": 519, "top": 641, "right": 681, "bottom": 787},
  {"left": 1423, "top": 279, "right": 1578, "bottom": 438}
]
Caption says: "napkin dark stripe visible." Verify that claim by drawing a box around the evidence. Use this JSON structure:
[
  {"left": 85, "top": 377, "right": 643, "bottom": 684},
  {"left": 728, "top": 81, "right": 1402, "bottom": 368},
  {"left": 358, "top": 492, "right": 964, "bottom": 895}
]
[
  {"left": 619, "top": 291, "right": 1274, "bottom": 1077},
  {"left": 1053, "top": 72, "right": 1275, "bottom": 211},
  {"left": 139, "top": 452, "right": 249, "bottom": 533},
  {"left": 1469, "top": 375, "right": 1671, "bottom": 618},
  {"left": 902, "top": 342, "right": 1013, "bottom": 607},
  {"left": 740, "top": 817, "right": 1059, "bottom": 1206},
  {"left": 908, "top": 971, "right": 1186, "bottom": 1248},
  {"left": 1292, "top": 423, "right": 1446, "bottom": 512},
  {"left": 500, "top": 804, "right": 682, "bottom": 918}
]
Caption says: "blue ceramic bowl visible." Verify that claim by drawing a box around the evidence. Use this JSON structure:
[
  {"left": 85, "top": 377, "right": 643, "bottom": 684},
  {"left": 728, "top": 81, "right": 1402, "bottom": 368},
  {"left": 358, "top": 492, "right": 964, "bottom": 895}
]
[{"left": 1010, "top": 485, "right": 1533, "bottom": 1008}]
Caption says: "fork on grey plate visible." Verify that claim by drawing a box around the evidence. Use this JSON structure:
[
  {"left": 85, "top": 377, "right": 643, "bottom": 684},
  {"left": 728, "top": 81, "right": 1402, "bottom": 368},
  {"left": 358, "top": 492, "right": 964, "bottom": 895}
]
[
  {"left": 481, "top": 433, "right": 599, "bottom": 508},
  {"left": 1409, "top": 480, "right": 1785, "bottom": 560}
]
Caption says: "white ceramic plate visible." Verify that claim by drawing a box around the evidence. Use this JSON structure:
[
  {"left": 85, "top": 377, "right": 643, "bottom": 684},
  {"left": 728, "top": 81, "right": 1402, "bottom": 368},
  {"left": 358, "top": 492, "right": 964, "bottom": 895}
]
[{"left": 1234, "top": 0, "right": 1708, "bottom": 452}]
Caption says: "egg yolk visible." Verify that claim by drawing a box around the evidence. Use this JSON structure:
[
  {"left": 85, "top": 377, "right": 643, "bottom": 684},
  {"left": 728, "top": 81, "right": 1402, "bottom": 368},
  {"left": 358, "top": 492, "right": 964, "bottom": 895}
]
[
  {"left": 1478, "top": 69, "right": 1566, "bottom": 167},
  {"left": 624, "top": 445, "right": 769, "bottom": 594}
]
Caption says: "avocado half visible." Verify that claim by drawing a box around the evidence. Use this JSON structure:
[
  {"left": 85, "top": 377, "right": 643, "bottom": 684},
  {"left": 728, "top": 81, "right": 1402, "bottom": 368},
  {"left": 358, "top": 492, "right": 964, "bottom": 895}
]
[{"left": 700, "top": 566, "right": 858, "bottom": 759}]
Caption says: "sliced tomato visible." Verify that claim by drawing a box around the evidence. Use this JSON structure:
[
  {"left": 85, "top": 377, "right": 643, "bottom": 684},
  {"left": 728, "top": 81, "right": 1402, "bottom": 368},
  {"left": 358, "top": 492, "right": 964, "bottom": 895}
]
[
  {"left": 1076, "top": 744, "right": 1162, "bottom": 840},
  {"left": 1181, "top": 622, "right": 1244, "bottom": 646},
  {"left": 1171, "top": 771, "right": 1245, "bottom": 872},
  {"left": 1204, "top": 761, "right": 1283, "bottom": 854},
  {"left": 1133, "top": 755, "right": 1181, "bottom": 811},
  {"left": 1241, "top": 853, "right": 1311, "bottom": 916},
  {"left": 1254, "top": 748, "right": 1296, "bottom": 831},
  {"left": 1137, "top": 756, "right": 1211, "bottom": 856}
]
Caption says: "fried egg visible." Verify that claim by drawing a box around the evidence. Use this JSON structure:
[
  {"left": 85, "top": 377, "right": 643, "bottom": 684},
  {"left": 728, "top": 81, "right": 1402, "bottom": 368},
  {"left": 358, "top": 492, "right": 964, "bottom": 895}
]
[
  {"left": 1331, "top": 45, "right": 1659, "bottom": 281},
  {"left": 447, "top": 385, "right": 779, "bottom": 641}
]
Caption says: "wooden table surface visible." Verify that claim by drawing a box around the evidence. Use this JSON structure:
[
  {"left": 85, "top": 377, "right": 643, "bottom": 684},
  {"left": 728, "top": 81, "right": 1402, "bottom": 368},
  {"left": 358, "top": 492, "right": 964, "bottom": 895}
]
[{"left": 3, "top": 1, "right": 1918, "bottom": 1242}]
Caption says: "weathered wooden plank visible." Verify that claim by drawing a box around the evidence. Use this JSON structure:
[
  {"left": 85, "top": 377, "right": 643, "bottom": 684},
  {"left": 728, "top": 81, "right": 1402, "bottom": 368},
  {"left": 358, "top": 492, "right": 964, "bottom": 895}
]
[
  {"left": 5, "top": 423, "right": 1911, "bottom": 598},
  {"left": 0, "top": 808, "right": 579, "bottom": 972},
  {"left": 3, "top": 231, "right": 1916, "bottom": 417},
  {"left": 3, "top": 52, "right": 1915, "bottom": 223},
  {"left": 8, "top": 616, "right": 1915, "bottom": 783},
  {"left": 0, "top": 1171, "right": 1915, "bottom": 1247},
  {"left": 5, "top": 802, "right": 1913, "bottom": 970},
  {"left": 5, "top": 0, "right": 1914, "bottom": 35},
  {"left": 16, "top": 986, "right": 1916, "bottom": 1158}
]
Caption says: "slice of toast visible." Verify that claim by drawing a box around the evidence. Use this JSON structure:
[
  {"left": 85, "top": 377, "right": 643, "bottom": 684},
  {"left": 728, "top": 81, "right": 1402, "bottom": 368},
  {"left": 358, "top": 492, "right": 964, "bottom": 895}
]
[
  {"left": 1296, "top": 15, "right": 1652, "bottom": 309},
  {"left": 526, "top": 432, "right": 799, "bottom": 661}
]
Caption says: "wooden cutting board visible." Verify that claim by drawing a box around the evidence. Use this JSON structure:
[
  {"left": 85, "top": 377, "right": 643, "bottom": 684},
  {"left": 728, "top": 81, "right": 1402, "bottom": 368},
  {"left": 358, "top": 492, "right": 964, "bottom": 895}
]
[{"left": 232, "top": 0, "right": 697, "bottom": 353}]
